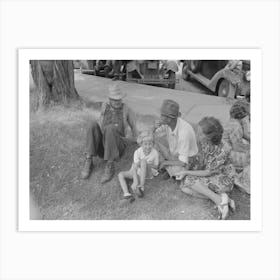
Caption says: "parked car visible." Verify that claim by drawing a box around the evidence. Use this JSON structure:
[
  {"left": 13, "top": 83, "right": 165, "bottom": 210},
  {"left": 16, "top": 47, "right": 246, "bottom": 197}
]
[
  {"left": 77, "top": 60, "right": 113, "bottom": 78},
  {"left": 182, "top": 60, "right": 250, "bottom": 100},
  {"left": 126, "top": 60, "right": 178, "bottom": 89}
]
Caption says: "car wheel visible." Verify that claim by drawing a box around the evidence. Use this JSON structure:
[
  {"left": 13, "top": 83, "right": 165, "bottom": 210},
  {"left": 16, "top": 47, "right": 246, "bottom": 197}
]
[
  {"left": 182, "top": 62, "right": 190, "bottom": 81},
  {"left": 190, "top": 60, "right": 201, "bottom": 73},
  {"left": 168, "top": 71, "right": 176, "bottom": 89},
  {"left": 218, "top": 79, "right": 231, "bottom": 97}
]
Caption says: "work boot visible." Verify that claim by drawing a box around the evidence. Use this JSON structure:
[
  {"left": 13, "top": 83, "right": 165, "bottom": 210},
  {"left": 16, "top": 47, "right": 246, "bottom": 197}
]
[
  {"left": 100, "top": 161, "right": 115, "bottom": 184},
  {"left": 81, "top": 156, "right": 93, "bottom": 179}
]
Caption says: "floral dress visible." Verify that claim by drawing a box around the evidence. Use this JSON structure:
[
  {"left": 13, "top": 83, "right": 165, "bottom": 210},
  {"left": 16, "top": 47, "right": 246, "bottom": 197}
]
[
  {"left": 181, "top": 141, "right": 236, "bottom": 194},
  {"left": 223, "top": 118, "right": 250, "bottom": 168},
  {"left": 223, "top": 118, "right": 250, "bottom": 194}
]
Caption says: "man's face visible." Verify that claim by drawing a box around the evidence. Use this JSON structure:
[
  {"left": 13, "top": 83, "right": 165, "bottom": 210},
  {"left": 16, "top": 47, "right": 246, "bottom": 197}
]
[
  {"left": 109, "top": 98, "right": 122, "bottom": 109},
  {"left": 160, "top": 114, "right": 175, "bottom": 127}
]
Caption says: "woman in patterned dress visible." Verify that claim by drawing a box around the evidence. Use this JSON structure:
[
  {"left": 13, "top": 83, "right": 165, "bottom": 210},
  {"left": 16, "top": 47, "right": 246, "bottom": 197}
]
[
  {"left": 174, "top": 117, "right": 236, "bottom": 220},
  {"left": 223, "top": 101, "right": 250, "bottom": 194}
]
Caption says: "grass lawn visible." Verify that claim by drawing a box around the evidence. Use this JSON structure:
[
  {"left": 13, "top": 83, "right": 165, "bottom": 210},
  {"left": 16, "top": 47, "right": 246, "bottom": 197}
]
[{"left": 30, "top": 91, "right": 250, "bottom": 220}]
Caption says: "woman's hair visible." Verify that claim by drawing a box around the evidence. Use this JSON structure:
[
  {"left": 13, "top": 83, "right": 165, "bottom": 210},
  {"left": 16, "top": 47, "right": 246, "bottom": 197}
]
[
  {"left": 137, "top": 129, "right": 154, "bottom": 145},
  {"left": 230, "top": 100, "right": 249, "bottom": 119},
  {"left": 198, "top": 117, "right": 224, "bottom": 145}
]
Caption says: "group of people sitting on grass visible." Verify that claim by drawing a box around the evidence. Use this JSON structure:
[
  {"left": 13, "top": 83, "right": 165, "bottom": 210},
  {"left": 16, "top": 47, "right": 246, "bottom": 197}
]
[{"left": 81, "top": 84, "right": 250, "bottom": 220}]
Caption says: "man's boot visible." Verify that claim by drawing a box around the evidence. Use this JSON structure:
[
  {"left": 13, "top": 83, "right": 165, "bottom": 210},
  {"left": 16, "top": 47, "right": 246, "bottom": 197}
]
[
  {"left": 81, "top": 156, "right": 93, "bottom": 179},
  {"left": 100, "top": 161, "right": 115, "bottom": 184}
]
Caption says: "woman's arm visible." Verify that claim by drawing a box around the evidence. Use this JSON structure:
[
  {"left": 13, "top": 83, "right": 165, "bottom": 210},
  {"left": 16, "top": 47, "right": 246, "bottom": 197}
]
[
  {"left": 159, "top": 159, "right": 186, "bottom": 170},
  {"left": 182, "top": 170, "right": 212, "bottom": 177},
  {"left": 174, "top": 169, "right": 213, "bottom": 180}
]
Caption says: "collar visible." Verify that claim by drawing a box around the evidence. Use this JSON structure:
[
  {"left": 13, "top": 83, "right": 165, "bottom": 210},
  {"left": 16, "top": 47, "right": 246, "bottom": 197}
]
[{"left": 169, "top": 118, "right": 180, "bottom": 135}]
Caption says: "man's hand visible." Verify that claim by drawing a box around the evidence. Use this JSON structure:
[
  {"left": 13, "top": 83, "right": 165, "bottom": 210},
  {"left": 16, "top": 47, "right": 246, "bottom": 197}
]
[
  {"left": 154, "top": 120, "right": 163, "bottom": 131},
  {"left": 174, "top": 171, "right": 187, "bottom": 180}
]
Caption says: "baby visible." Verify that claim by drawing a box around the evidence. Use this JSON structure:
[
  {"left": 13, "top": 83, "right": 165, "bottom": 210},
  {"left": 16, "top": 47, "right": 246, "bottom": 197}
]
[{"left": 118, "top": 130, "right": 159, "bottom": 202}]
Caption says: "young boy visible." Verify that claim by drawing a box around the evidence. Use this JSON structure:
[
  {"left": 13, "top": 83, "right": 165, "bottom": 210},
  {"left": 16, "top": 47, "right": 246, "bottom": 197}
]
[{"left": 118, "top": 130, "right": 159, "bottom": 202}]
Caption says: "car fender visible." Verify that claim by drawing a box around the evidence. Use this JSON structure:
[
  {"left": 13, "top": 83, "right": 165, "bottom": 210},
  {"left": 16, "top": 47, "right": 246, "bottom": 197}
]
[{"left": 209, "top": 68, "right": 242, "bottom": 92}]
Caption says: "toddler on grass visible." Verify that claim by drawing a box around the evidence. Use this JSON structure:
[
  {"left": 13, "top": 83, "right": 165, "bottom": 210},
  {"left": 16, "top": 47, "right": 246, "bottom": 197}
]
[{"left": 118, "top": 130, "right": 159, "bottom": 202}]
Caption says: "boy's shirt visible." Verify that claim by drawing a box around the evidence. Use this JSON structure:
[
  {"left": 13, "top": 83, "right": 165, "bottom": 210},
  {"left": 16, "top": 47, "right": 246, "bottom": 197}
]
[{"left": 133, "top": 147, "right": 159, "bottom": 167}]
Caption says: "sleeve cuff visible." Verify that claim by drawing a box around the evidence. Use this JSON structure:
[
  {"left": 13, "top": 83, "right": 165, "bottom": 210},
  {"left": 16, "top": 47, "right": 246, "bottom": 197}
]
[{"left": 178, "top": 154, "right": 188, "bottom": 164}]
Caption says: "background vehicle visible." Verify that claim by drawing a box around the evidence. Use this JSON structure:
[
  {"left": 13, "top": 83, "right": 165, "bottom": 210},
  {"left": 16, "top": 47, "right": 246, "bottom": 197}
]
[
  {"left": 75, "top": 60, "right": 113, "bottom": 78},
  {"left": 76, "top": 60, "right": 179, "bottom": 89},
  {"left": 182, "top": 60, "right": 250, "bottom": 99},
  {"left": 126, "top": 60, "right": 178, "bottom": 89}
]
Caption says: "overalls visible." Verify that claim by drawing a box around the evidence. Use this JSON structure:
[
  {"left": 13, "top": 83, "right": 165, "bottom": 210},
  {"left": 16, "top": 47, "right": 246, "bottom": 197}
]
[{"left": 85, "top": 104, "right": 127, "bottom": 161}]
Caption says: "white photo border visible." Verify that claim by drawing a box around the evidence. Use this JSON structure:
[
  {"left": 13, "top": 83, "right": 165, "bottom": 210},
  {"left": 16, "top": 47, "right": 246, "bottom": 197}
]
[{"left": 19, "top": 48, "right": 262, "bottom": 232}]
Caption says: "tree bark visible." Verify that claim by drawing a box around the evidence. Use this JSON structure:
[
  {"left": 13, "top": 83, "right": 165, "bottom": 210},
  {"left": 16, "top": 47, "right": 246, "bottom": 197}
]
[{"left": 30, "top": 60, "right": 80, "bottom": 109}]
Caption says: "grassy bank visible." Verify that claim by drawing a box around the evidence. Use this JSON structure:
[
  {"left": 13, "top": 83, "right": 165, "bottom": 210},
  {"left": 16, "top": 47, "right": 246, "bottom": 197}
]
[{"left": 30, "top": 91, "right": 250, "bottom": 220}]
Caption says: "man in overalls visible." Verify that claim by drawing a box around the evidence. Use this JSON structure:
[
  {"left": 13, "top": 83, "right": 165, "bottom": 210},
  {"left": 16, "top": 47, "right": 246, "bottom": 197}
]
[{"left": 81, "top": 84, "right": 138, "bottom": 184}]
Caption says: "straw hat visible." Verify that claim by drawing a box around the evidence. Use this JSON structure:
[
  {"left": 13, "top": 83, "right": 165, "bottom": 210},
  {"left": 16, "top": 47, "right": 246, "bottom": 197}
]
[{"left": 107, "top": 84, "right": 126, "bottom": 100}]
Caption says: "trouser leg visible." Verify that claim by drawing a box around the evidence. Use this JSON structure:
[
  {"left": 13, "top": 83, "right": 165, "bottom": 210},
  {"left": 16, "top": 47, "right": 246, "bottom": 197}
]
[
  {"left": 103, "top": 124, "right": 126, "bottom": 161},
  {"left": 85, "top": 121, "right": 104, "bottom": 158}
]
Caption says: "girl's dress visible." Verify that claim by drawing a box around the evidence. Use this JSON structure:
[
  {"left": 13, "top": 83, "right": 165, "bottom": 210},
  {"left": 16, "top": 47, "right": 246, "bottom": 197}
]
[
  {"left": 223, "top": 118, "right": 250, "bottom": 194},
  {"left": 181, "top": 140, "right": 236, "bottom": 194}
]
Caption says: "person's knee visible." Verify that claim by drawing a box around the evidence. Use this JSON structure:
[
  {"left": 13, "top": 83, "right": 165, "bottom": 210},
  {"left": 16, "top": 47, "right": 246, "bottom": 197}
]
[{"left": 103, "top": 124, "right": 117, "bottom": 135}]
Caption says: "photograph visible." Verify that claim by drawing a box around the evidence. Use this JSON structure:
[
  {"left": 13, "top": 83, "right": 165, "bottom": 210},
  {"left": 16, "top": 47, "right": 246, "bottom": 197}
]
[
  {"left": 1, "top": 0, "right": 278, "bottom": 279},
  {"left": 27, "top": 57, "right": 251, "bottom": 222}
]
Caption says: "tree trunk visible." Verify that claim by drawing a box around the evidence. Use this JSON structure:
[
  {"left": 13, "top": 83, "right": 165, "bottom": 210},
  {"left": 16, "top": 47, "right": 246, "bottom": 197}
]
[{"left": 30, "top": 60, "right": 80, "bottom": 109}]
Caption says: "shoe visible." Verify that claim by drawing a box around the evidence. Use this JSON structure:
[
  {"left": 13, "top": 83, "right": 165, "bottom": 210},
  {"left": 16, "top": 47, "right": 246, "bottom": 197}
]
[
  {"left": 112, "top": 76, "right": 119, "bottom": 81},
  {"left": 136, "top": 186, "right": 144, "bottom": 198},
  {"left": 217, "top": 193, "right": 229, "bottom": 220},
  {"left": 160, "top": 170, "right": 170, "bottom": 180},
  {"left": 122, "top": 194, "right": 135, "bottom": 203},
  {"left": 100, "top": 161, "right": 115, "bottom": 184},
  {"left": 81, "top": 157, "right": 93, "bottom": 179}
]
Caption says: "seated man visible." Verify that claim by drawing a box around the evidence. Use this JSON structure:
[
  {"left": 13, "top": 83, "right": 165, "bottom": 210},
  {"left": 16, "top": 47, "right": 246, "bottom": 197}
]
[
  {"left": 81, "top": 84, "right": 138, "bottom": 183},
  {"left": 154, "top": 99, "right": 198, "bottom": 177}
]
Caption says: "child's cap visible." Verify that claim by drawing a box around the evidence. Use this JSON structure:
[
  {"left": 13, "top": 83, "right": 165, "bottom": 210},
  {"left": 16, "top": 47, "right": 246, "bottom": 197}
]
[{"left": 137, "top": 129, "right": 154, "bottom": 145}]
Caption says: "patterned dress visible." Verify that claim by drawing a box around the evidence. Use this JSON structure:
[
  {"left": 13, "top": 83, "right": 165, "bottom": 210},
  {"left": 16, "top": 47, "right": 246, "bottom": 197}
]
[
  {"left": 223, "top": 118, "right": 250, "bottom": 168},
  {"left": 223, "top": 118, "right": 250, "bottom": 194},
  {"left": 181, "top": 140, "right": 236, "bottom": 194}
]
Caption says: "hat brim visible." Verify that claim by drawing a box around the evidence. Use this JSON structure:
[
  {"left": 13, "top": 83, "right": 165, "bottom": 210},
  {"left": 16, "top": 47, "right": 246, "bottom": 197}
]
[{"left": 160, "top": 112, "right": 178, "bottom": 119}]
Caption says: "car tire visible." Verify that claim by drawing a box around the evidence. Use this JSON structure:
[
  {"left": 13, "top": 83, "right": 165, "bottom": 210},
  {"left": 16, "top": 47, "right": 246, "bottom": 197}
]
[
  {"left": 217, "top": 79, "right": 232, "bottom": 97},
  {"left": 190, "top": 60, "right": 201, "bottom": 73},
  {"left": 168, "top": 71, "right": 176, "bottom": 89},
  {"left": 182, "top": 62, "right": 190, "bottom": 81}
]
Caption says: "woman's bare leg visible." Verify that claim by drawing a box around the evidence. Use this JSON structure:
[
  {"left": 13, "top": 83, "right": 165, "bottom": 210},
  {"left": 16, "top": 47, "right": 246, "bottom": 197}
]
[
  {"left": 181, "top": 185, "right": 208, "bottom": 199},
  {"left": 190, "top": 182, "right": 222, "bottom": 205}
]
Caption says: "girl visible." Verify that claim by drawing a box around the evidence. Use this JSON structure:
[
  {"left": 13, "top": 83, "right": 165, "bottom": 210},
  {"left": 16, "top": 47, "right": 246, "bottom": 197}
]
[
  {"left": 118, "top": 130, "right": 159, "bottom": 202},
  {"left": 223, "top": 100, "right": 250, "bottom": 194}
]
